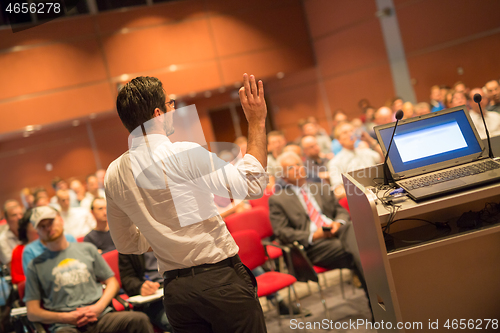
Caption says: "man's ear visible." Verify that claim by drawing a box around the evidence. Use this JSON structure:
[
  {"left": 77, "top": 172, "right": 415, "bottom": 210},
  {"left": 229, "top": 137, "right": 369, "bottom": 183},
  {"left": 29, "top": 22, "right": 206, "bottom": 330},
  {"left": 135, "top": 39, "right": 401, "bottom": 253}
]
[{"left": 153, "top": 108, "right": 163, "bottom": 118}]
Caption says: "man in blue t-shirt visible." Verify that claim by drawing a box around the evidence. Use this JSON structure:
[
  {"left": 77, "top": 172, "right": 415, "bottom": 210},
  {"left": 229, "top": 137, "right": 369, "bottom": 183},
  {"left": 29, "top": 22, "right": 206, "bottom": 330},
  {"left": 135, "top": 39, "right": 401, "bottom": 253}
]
[{"left": 24, "top": 206, "right": 153, "bottom": 333}]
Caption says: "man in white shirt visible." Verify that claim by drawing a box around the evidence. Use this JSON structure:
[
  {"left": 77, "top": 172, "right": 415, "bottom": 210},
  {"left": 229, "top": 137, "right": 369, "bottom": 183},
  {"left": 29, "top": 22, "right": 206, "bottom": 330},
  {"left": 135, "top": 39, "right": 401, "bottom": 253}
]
[
  {"left": 467, "top": 88, "right": 500, "bottom": 139},
  {"left": 56, "top": 190, "right": 96, "bottom": 239},
  {"left": 328, "top": 122, "right": 383, "bottom": 199},
  {"left": 0, "top": 200, "right": 23, "bottom": 266},
  {"left": 105, "top": 74, "right": 268, "bottom": 333}
]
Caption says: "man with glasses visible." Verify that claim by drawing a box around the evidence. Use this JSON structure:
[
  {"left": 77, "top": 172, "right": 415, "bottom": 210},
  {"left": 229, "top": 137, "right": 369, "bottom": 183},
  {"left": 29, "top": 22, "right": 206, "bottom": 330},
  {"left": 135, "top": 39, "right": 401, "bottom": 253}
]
[{"left": 105, "top": 74, "right": 269, "bottom": 333}]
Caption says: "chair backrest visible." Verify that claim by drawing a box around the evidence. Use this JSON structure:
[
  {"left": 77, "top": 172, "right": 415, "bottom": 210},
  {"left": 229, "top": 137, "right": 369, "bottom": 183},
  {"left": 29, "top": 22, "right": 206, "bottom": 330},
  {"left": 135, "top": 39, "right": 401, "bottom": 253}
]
[
  {"left": 17, "top": 280, "right": 25, "bottom": 300},
  {"left": 282, "top": 242, "right": 319, "bottom": 283},
  {"left": 231, "top": 230, "right": 266, "bottom": 270},
  {"left": 225, "top": 207, "right": 274, "bottom": 239},
  {"left": 102, "top": 250, "right": 121, "bottom": 287},
  {"left": 248, "top": 188, "right": 273, "bottom": 211}
]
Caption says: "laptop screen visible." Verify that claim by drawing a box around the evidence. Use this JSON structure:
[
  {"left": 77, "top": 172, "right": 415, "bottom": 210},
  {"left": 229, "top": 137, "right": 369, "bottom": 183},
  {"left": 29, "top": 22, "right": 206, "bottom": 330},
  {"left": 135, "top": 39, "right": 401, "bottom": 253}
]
[{"left": 376, "top": 107, "right": 483, "bottom": 177}]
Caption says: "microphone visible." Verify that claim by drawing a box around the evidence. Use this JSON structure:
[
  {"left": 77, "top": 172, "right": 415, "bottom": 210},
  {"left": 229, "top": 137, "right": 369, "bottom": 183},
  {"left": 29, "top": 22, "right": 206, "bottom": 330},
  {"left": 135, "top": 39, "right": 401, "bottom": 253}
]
[
  {"left": 473, "top": 93, "right": 494, "bottom": 159},
  {"left": 383, "top": 110, "right": 404, "bottom": 185}
]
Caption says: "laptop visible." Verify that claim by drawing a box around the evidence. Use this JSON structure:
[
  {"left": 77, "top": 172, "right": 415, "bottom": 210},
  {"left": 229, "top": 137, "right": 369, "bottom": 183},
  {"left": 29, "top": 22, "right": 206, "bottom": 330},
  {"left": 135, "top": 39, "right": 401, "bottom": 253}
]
[{"left": 374, "top": 105, "right": 500, "bottom": 202}]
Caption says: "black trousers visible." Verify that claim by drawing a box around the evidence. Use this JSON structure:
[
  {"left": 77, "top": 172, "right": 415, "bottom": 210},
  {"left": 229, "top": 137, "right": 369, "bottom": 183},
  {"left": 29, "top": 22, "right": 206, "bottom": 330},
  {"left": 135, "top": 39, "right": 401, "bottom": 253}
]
[
  {"left": 163, "top": 262, "right": 267, "bottom": 333},
  {"left": 306, "top": 221, "right": 368, "bottom": 293}
]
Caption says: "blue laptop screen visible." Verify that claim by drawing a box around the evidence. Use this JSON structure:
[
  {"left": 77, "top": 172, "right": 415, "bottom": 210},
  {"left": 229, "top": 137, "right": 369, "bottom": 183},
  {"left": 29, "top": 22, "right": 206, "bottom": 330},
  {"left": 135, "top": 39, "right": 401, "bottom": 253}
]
[{"left": 378, "top": 109, "right": 482, "bottom": 174}]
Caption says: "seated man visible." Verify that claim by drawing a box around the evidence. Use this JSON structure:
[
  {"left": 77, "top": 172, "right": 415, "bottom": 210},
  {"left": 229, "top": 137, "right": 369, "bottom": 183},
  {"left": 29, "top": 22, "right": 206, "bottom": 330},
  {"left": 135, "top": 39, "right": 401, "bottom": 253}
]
[
  {"left": 56, "top": 190, "right": 96, "bottom": 239},
  {"left": 300, "top": 135, "right": 329, "bottom": 184},
  {"left": 269, "top": 152, "right": 369, "bottom": 304},
  {"left": 118, "top": 252, "right": 172, "bottom": 332},
  {"left": 328, "top": 122, "right": 382, "bottom": 199},
  {"left": 83, "top": 198, "right": 116, "bottom": 254},
  {"left": 24, "top": 206, "right": 153, "bottom": 333},
  {"left": 0, "top": 200, "right": 23, "bottom": 267}
]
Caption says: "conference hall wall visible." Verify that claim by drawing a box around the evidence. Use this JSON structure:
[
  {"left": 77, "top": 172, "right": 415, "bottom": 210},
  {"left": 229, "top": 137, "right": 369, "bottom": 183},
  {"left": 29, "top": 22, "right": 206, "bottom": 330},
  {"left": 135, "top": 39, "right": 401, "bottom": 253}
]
[
  {"left": 0, "top": 0, "right": 314, "bottom": 205},
  {"left": 267, "top": 0, "right": 500, "bottom": 141}
]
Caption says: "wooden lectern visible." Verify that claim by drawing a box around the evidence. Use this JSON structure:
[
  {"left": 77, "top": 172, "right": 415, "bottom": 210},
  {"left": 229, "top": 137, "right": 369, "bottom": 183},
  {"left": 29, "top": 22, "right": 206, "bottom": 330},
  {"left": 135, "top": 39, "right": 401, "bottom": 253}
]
[{"left": 342, "top": 163, "right": 500, "bottom": 332}]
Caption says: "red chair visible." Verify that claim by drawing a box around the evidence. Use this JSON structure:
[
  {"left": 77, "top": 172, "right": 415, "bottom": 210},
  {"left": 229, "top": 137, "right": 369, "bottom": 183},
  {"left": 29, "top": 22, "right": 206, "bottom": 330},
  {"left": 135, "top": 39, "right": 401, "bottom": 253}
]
[
  {"left": 338, "top": 197, "right": 350, "bottom": 212},
  {"left": 225, "top": 207, "right": 284, "bottom": 269},
  {"left": 248, "top": 187, "right": 274, "bottom": 212},
  {"left": 231, "top": 230, "right": 303, "bottom": 325},
  {"left": 101, "top": 250, "right": 131, "bottom": 311},
  {"left": 76, "top": 236, "right": 85, "bottom": 242}
]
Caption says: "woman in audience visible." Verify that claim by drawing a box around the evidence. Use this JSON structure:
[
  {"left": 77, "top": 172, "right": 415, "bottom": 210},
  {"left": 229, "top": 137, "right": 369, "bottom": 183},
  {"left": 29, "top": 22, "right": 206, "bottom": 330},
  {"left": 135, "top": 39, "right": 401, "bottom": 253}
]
[{"left": 10, "top": 209, "right": 38, "bottom": 285}]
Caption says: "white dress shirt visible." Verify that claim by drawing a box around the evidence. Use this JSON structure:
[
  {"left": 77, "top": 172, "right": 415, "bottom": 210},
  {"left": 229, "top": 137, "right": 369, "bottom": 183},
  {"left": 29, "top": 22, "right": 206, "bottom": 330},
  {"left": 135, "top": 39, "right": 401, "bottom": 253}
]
[
  {"left": 0, "top": 228, "right": 21, "bottom": 265},
  {"left": 60, "top": 207, "right": 96, "bottom": 238},
  {"left": 105, "top": 134, "right": 268, "bottom": 274},
  {"left": 469, "top": 110, "right": 500, "bottom": 139},
  {"left": 328, "top": 148, "right": 381, "bottom": 189}
]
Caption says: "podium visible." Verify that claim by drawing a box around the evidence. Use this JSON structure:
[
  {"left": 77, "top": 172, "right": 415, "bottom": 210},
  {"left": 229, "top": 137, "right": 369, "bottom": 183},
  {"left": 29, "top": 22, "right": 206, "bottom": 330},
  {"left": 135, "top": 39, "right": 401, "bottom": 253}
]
[{"left": 342, "top": 164, "right": 500, "bottom": 332}]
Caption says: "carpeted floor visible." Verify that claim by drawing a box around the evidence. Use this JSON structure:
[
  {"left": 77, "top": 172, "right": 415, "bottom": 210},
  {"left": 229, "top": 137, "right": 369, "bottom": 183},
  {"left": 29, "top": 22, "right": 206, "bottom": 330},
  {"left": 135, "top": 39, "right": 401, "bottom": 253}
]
[{"left": 261, "top": 269, "right": 376, "bottom": 333}]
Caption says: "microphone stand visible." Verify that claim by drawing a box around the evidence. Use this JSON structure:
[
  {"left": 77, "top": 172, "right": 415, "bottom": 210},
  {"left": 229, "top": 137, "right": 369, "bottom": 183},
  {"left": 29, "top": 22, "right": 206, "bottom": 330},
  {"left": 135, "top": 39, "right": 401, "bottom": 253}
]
[
  {"left": 383, "top": 110, "right": 404, "bottom": 185},
  {"left": 474, "top": 96, "right": 494, "bottom": 159}
]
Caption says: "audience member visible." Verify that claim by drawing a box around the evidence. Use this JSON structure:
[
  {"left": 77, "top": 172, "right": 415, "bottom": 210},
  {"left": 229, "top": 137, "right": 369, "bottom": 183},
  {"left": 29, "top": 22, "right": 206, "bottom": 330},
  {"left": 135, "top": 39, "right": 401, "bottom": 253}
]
[
  {"left": 57, "top": 190, "right": 96, "bottom": 239},
  {"left": 453, "top": 81, "right": 469, "bottom": 96},
  {"left": 50, "top": 177, "right": 77, "bottom": 209},
  {"left": 306, "top": 116, "right": 329, "bottom": 137},
  {"left": 95, "top": 169, "right": 106, "bottom": 190},
  {"left": 0, "top": 200, "right": 23, "bottom": 266},
  {"left": 402, "top": 101, "right": 414, "bottom": 119},
  {"left": 468, "top": 88, "right": 500, "bottom": 139},
  {"left": 83, "top": 198, "right": 115, "bottom": 254},
  {"left": 22, "top": 208, "right": 77, "bottom": 275},
  {"left": 118, "top": 252, "right": 172, "bottom": 332},
  {"left": 24, "top": 206, "right": 153, "bottom": 333},
  {"left": 33, "top": 188, "right": 50, "bottom": 207},
  {"left": 301, "top": 136, "right": 330, "bottom": 184},
  {"left": 485, "top": 80, "right": 500, "bottom": 113},
  {"left": 414, "top": 102, "right": 431, "bottom": 116},
  {"left": 81, "top": 175, "right": 106, "bottom": 210},
  {"left": 390, "top": 97, "right": 404, "bottom": 114},
  {"left": 430, "top": 85, "right": 445, "bottom": 112},
  {"left": 330, "top": 110, "right": 348, "bottom": 139},
  {"left": 328, "top": 122, "right": 382, "bottom": 199},
  {"left": 369, "top": 106, "right": 394, "bottom": 139},
  {"left": 69, "top": 179, "right": 89, "bottom": 207},
  {"left": 10, "top": 209, "right": 38, "bottom": 285},
  {"left": 301, "top": 122, "right": 333, "bottom": 159},
  {"left": 234, "top": 136, "right": 248, "bottom": 156},
  {"left": 267, "top": 131, "right": 287, "bottom": 178},
  {"left": 20, "top": 187, "right": 35, "bottom": 210},
  {"left": 283, "top": 142, "right": 303, "bottom": 159},
  {"left": 269, "top": 151, "right": 369, "bottom": 306}
]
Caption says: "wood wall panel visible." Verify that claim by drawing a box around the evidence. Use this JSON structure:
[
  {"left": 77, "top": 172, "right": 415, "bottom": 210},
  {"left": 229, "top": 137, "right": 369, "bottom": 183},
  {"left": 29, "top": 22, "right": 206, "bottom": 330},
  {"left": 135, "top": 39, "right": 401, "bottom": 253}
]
[
  {"left": 209, "top": 3, "right": 310, "bottom": 57},
  {"left": 219, "top": 43, "right": 314, "bottom": 85},
  {"left": 0, "top": 38, "right": 108, "bottom": 99},
  {"left": 101, "top": 19, "right": 215, "bottom": 77},
  {"left": 314, "top": 19, "right": 388, "bottom": 79},
  {"left": 153, "top": 61, "right": 222, "bottom": 96},
  {"left": 396, "top": 0, "right": 500, "bottom": 53},
  {"left": 205, "top": 0, "right": 294, "bottom": 15},
  {"left": 0, "top": 16, "right": 95, "bottom": 49},
  {"left": 95, "top": 0, "right": 206, "bottom": 33},
  {"left": 322, "top": 63, "right": 395, "bottom": 114},
  {"left": 408, "top": 33, "right": 500, "bottom": 102},
  {"left": 0, "top": 83, "right": 115, "bottom": 133},
  {"left": 305, "top": 0, "right": 377, "bottom": 39}
]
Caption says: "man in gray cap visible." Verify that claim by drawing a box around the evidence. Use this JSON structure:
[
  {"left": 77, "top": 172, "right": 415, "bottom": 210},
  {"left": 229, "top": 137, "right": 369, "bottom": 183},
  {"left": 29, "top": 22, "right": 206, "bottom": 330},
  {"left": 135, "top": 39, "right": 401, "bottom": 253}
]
[{"left": 24, "top": 206, "right": 153, "bottom": 333}]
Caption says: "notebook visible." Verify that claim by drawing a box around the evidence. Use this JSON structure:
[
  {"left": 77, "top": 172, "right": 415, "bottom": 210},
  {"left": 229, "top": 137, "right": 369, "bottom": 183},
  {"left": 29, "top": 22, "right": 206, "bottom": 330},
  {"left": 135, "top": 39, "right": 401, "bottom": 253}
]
[{"left": 374, "top": 105, "right": 500, "bottom": 202}]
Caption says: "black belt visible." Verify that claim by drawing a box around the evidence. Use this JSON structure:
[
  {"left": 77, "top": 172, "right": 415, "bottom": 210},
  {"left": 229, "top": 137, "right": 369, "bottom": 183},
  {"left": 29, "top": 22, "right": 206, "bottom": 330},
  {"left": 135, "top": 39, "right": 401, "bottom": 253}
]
[{"left": 163, "top": 255, "right": 241, "bottom": 279}]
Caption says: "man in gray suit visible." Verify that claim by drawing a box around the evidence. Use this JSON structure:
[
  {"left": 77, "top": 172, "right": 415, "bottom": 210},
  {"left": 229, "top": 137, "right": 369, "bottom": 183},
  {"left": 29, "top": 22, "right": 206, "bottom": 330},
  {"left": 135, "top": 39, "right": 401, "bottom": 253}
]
[{"left": 269, "top": 151, "right": 365, "bottom": 287}]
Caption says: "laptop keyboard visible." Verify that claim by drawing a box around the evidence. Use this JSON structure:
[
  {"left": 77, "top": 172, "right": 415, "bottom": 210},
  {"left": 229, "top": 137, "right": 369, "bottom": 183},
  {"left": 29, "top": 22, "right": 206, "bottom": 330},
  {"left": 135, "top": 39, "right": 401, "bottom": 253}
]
[{"left": 400, "top": 160, "right": 500, "bottom": 190}]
